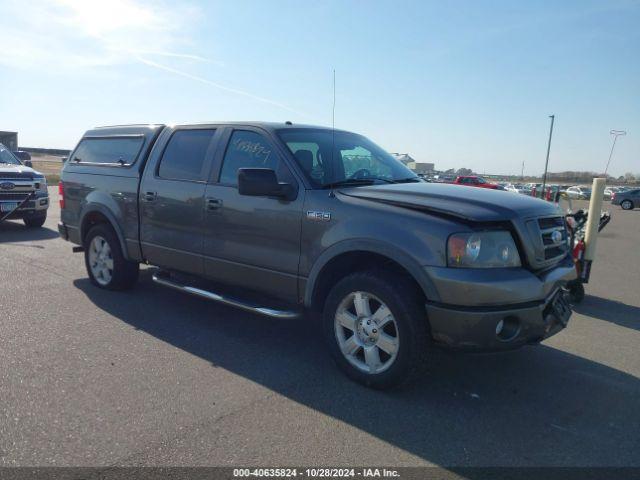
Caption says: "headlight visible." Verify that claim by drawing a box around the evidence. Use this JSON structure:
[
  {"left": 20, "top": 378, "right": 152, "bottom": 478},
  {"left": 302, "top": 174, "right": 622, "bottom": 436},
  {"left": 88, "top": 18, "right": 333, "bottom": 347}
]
[
  {"left": 35, "top": 176, "right": 47, "bottom": 193},
  {"left": 447, "top": 231, "right": 521, "bottom": 268}
]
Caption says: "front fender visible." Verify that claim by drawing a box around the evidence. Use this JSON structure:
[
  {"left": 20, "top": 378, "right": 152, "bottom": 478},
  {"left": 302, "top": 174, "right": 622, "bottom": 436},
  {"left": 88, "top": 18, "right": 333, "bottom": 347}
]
[{"left": 303, "top": 238, "right": 441, "bottom": 308}]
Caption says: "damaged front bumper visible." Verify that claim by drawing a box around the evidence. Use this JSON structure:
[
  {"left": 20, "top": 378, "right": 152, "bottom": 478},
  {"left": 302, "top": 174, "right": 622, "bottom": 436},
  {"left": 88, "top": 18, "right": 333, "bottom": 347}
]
[{"left": 424, "top": 256, "right": 577, "bottom": 351}]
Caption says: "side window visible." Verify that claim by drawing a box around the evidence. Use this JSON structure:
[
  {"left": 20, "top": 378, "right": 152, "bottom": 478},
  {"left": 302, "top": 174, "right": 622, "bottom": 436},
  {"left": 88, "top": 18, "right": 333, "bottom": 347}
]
[
  {"left": 220, "top": 130, "right": 285, "bottom": 186},
  {"left": 158, "top": 129, "right": 216, "bottom": 181},
  {"left": 71, "top": 137, "right": 144, "bottom": 165}
]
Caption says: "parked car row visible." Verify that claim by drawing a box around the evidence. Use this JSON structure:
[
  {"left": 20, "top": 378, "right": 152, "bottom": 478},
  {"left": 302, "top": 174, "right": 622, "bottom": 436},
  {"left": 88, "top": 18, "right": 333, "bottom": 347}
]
[
  {"left": 495, "top": 182, "right": 638, "bottom": 209},
  {"left": 401, "top": 171, "right": 637, "bottom": 209}
]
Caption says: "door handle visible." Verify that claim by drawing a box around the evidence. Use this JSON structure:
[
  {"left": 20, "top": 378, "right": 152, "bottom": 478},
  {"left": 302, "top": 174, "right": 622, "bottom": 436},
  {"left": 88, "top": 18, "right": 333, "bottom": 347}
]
[
  {"left": 206, "top": 198, "right": 223, "bottom": 210},
  {"left": 143, "top": 191, "right": 157, "bottom": 202}
]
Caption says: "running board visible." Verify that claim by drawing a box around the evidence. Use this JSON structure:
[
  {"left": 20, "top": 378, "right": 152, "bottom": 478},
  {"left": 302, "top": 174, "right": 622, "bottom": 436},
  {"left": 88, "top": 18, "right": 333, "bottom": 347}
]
[{"left": 151, "top": 272, "right": 300, "bottom": 319}]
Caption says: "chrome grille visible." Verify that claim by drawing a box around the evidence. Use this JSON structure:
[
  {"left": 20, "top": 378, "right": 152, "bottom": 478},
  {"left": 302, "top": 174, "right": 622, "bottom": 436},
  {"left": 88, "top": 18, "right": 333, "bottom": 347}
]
[
  {"left": 0, "top": 176, "right": 36, "bottom": 206},
  {"left": 0, "top": 191, "right": 31, "bottom": 201},
  {"left": 0, "top": 178, "right": 35, "bottom": 190},
  {"left": 538, "top": 216, "right": 569, "bottom": 262}
]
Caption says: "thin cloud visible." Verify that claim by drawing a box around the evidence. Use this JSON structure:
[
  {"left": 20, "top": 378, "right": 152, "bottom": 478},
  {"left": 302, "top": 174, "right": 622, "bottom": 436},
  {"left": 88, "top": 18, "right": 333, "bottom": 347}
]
[
  {"left": 134, "top": 55, "right": 306, "bottom": 116},
  {"left": 0, "top": 0, "right": 300, "bottom": 115},
  {"left": 0, "top": 0, "right": 203, "bottom": 69},
  {"left": 130, "top": 50, "right": 218, "bottom": 64}
]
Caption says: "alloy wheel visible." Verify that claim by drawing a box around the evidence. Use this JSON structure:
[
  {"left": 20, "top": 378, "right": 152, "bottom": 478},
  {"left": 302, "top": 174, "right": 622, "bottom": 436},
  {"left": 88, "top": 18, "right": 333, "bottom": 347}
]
[
  {"left": 88, "top": 235, "right": 114, "bottom": 286},
  {"left": 334, "top": 291, "right": 400, "bottom": 374}
]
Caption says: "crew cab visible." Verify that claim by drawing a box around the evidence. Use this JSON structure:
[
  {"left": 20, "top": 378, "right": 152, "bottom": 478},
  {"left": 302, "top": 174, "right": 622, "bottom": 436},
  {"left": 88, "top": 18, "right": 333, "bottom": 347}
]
[
  {"left": 452, "top": 175, "right": 501, "bottom": 189},
  {"left": 58, "top": 122, "right": 576, "bottom": 389},
  {"left": 0, "top": 143, "right": 49, "bottom": 227}
]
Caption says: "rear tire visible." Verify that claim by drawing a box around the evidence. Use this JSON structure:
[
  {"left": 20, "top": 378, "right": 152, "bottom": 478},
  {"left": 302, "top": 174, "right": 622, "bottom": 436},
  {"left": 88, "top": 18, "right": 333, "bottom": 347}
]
[
  {"left": 621, "top": 200, "right": 634, "bottom": 210},
  {"left": 84, "top": 224, "right": 139, "bottom": 290},
  {"left": 323, "top": 270, "right": 429, "bottom": 390},
  {"left": 23, "top": 212, "right": 47, "bottom": 228}
]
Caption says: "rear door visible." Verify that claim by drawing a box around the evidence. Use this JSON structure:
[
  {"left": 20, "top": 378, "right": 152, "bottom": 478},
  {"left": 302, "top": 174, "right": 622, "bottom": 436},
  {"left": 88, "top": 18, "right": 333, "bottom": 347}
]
[
  {"left": 202, "top": 127, "right": 304, "bottom": 302},
  {"left": 140, "top": 126, "right": 220, "bottom": 275}
]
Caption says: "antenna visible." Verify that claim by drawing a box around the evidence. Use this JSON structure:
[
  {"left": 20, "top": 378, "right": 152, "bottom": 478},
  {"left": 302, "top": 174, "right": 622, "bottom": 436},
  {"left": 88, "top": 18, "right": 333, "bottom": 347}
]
[
  {"left": 332, "top": 69, "right": 336, "bottom": 130},
  {"left": 329, "top": 69, "right": 336, "bottom": 198}
]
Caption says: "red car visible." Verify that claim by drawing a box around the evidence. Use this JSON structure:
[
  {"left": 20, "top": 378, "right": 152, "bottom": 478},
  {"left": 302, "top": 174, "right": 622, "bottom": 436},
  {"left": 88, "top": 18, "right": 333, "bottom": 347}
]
[{"left": 452, "top": 176, "right": 501, "bottom": 189}]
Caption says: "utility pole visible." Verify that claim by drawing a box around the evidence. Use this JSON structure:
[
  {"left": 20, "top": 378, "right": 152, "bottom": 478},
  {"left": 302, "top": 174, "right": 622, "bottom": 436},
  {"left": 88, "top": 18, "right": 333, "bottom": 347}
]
[
  {"left": 604, "top": 130, "right": 626, "bottom": 178},
  {"left": 541, "top": 115, "right": 555, "bottom": 195},
  {"left": 521, "top": 161, "right": 524, "bottom": 180}
]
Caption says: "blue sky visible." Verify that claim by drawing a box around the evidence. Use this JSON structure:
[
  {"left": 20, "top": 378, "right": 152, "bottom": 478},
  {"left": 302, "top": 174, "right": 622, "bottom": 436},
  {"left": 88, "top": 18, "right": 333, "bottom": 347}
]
[{"left": 0, "top": 0, "right": 638, "bottom": 177}]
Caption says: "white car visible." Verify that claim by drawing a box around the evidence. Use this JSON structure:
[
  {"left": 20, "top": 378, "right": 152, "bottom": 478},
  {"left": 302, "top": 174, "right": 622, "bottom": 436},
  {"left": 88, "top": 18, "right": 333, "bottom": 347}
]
[
  {"left": 506, "top": 184, "right": 531, "bottom": 195},
  {"left": 565, "top": 186, "right": 592, "bottom": 200}
]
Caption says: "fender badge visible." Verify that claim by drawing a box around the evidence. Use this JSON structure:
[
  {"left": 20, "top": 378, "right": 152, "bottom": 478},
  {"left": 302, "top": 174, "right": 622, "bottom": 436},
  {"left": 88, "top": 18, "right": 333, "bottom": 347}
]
[{"left": 306, "top": 211, "right": 331, "bottom": 222}]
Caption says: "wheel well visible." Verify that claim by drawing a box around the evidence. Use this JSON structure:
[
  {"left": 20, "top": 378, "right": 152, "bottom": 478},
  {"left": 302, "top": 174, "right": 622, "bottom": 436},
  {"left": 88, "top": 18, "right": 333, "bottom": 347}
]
[
  {"left": 81, "top": 211, "right": 112, "bottom": 243},
  {"left": 310, "top": 251, "right": 425, "bottom": 312}
]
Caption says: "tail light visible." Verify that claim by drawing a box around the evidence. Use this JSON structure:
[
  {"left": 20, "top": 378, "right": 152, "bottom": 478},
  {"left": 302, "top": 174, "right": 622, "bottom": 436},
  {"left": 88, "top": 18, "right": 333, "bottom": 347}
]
[
  {"left": 58, "top": 181, "right": 65, "bottom": 209},
  {"left": 611, "top": 192, "right": 616, "bottom": 201}
]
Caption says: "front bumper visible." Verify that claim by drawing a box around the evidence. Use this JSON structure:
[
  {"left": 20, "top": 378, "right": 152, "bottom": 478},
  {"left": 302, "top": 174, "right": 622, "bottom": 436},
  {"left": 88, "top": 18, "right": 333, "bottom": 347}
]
[
  {"left": 424, "top": 257, "right": 576, "bottom": 351},
  {"left": 1, "top": 195, "right": 49, "bottom": 219}
]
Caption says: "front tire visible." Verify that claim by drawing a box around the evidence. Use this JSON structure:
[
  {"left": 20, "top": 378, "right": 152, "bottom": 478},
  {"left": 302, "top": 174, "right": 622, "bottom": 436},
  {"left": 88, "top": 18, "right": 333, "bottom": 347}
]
[
  {"left": 621, "top": 200, "right": 634, "bottom": 210},
  {"left": 84, "top": 224, "right": 139, "bottom": 290},
  {"left": 23, "top": 212, "right": 47, "bottom": 228},
  {"left": 323, "top": 270, "right": 429, "bottom": 389}
]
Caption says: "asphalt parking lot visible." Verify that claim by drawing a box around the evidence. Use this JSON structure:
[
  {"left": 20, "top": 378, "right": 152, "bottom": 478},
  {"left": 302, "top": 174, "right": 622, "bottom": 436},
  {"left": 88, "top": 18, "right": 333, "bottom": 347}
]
[{"left": 1, "top": 188, "right": 639, "bottom": 467}]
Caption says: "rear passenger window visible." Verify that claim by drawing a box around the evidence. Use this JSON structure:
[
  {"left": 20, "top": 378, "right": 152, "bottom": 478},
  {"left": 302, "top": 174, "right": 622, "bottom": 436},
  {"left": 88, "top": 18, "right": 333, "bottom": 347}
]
[
  {"left": 219, "top": 130, "right": 284, "bottom": 186},
  {"left": 71, "top": 137, "right": 144, "bottom": 165},
  {"left": 158, "top": 129, "right": 216, "bottom": 182}
]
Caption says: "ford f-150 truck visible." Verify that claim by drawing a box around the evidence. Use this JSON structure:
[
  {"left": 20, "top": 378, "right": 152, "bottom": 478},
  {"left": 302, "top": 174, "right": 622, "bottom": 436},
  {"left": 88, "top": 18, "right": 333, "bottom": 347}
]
[
  {"left": 58, "top": 122, "right": 576, "bottom": 389},
  {"left": 0, "top": 143, "right": 49, "bottom": 227}
]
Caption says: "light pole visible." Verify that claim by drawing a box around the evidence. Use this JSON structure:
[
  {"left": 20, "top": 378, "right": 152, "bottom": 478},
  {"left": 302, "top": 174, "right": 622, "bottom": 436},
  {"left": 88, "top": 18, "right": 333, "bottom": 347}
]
[
  {"left": 604, "top": 130, "right": 627, "bottom": 178},
  {"left": 541, "top": 115, "right": 555, "bottom": 195}
]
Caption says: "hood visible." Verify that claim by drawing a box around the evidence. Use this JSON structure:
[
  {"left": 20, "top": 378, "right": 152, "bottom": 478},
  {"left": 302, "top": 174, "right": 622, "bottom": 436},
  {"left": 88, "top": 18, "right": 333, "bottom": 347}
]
[
  {"left": 339, "top": 182, "right": 562, "bottom": 222},
  {"left": 0, "top": 164, "right": 41, "bottom": 177}
]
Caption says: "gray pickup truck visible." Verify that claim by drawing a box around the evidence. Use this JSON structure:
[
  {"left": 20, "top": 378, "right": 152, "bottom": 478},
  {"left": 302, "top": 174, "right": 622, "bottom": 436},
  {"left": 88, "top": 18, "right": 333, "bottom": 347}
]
[
  {"left": 0, "top": 143, "right": 49, "bottom": 227},
  {"left": 58, "top": 122, "right": 576, "bottom": 388}
]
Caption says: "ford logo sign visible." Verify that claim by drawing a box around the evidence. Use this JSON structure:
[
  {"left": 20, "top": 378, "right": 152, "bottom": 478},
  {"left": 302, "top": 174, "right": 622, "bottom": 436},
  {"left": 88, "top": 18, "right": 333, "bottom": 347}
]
[
  {"left": 551, "top": 230, "right": 563, "bottom": 244},
  {"left": 0, "top": 182, "right": 16, "bottom": 190}
]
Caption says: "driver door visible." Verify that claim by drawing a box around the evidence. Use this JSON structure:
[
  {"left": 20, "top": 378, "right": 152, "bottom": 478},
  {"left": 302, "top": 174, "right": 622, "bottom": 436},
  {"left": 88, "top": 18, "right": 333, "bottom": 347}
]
[{"left": 202, "top": 127, "right": 304, "bottom": 302}]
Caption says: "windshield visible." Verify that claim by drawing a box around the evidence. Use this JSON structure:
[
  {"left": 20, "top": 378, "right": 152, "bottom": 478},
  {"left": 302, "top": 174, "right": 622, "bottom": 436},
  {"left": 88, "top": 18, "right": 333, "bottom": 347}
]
[
  {"left": 277, "top": 129, "right": 418, "bottom": 187},
  {"left": 0, "top": 144, "right": 22, "bottom": 165}
]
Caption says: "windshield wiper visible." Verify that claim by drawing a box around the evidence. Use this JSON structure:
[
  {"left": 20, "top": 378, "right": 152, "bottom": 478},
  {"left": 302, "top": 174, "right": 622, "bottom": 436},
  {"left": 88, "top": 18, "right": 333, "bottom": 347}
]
[
  {"left": 322, "top": 179, "right": 377, "bottom": 188},
  {"left": 391, "top": 177, "right": 422, "bottom": 183},
  {"left": 323, "top": 177, "right": 399, "bottom": 189}
]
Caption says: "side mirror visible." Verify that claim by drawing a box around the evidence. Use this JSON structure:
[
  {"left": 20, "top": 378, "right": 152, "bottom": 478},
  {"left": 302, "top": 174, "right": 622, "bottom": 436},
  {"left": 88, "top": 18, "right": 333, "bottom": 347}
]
[
  {"left": 238, "top": 168, "right": 295, "bottom": 200},
  {"left": 24, "top": 160, "right": 33, "bottom": 168}
]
